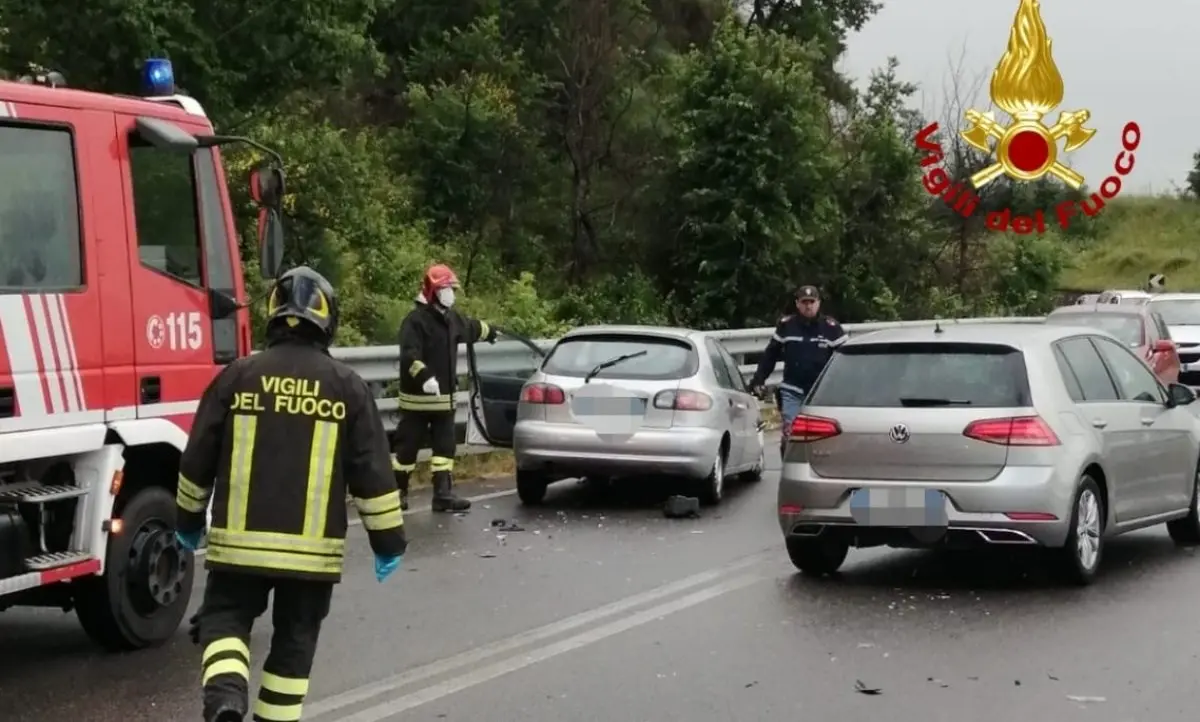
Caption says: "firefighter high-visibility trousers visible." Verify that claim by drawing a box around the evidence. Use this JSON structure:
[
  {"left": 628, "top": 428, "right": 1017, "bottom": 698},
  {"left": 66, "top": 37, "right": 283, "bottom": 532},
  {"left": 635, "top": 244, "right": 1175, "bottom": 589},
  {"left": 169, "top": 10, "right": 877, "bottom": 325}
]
[
  {"left": 391, "top": 409, "right": 457, "bottom": 494},
  {"left": 199, "top": 570, "right": 333, "bottom": 721}
]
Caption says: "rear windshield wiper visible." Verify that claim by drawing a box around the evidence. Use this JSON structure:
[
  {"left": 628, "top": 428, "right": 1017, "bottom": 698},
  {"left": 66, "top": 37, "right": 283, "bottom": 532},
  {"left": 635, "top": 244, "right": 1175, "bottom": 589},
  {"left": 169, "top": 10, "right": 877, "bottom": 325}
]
[
  {"left": 584, "top": 351, "right": 648, "bottom": 383},
  {"left": 898, "top": 396, "right": 973, "bottom": 407}
]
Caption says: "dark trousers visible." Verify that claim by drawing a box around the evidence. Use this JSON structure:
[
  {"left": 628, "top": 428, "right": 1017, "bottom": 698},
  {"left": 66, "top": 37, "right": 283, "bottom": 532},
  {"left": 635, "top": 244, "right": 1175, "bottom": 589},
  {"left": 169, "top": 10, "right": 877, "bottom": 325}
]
[
  {"left": 392, "top": 409, "right": 457, "bottom": 498},
  {"left": 198, "top": 570, "right": 333, "bottom": 721}
]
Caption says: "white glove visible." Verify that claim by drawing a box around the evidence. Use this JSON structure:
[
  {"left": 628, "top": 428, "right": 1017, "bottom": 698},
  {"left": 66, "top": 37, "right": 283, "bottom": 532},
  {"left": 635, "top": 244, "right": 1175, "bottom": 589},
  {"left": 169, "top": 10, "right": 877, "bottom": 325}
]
[{"left": 422, "top": 377, "right": 440, "bottom": 395}]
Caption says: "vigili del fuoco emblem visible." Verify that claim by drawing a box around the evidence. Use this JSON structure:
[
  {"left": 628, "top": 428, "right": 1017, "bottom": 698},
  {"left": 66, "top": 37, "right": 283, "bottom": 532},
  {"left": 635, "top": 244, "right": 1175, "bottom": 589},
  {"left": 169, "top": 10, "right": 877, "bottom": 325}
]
[
  {"left": 959, "top": 0, "right": 1094, "bottom": 190},
  {"left": 913, "top": 0, "right": 1142, "bottom": 234}
]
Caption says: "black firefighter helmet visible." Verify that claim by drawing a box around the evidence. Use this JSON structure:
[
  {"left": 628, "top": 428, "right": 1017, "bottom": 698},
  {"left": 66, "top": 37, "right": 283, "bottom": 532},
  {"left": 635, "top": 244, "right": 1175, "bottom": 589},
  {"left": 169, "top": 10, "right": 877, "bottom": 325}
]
[{"left": 266, "top": 266, "right": 339, "bottom": 345}]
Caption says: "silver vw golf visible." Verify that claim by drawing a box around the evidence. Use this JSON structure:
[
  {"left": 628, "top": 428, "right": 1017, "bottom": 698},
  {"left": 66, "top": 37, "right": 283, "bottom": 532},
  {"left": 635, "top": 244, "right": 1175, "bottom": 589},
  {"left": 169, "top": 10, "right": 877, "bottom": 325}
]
[{"left": 777, "top": 323, "right": 1200, "bottom": 584}]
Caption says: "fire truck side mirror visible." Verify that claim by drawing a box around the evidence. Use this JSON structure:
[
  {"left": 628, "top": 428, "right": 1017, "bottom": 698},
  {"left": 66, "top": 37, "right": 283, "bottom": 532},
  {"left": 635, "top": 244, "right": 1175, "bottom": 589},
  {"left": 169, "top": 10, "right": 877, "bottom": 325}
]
[
  {"left": 248, "top": 165, "right": 285, "bottom": 208},
  {"left": 258, "top": 207, "right": 284, "bottom": 279},
  {"left": 134, "top": 116, "right": 198, "bottom": 153},
  {"left": 249, "top": 165, "right": 285, "bottom": 278}
]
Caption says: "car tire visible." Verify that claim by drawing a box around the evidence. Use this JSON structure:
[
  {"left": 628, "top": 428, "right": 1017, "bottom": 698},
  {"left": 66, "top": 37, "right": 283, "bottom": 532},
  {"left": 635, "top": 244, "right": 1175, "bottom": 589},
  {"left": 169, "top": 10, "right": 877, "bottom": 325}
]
[
  {"left": 786, "top": 536, "right": 849, "bottom": 576},
  {"left": 516, "top": 470, "right": 548, "bottom": 505},
  {"left": 1167, "top": 457, "right": 1200, "bottom": 545},
  {"left": 1056, "top": 475, "right": 1104, "bottom": 586},
  {"left": 697, "top": 452, "right": 726, "bottom": 506},
  {"left": 74, "top": 486, "right": 194, "bottom": 651}
]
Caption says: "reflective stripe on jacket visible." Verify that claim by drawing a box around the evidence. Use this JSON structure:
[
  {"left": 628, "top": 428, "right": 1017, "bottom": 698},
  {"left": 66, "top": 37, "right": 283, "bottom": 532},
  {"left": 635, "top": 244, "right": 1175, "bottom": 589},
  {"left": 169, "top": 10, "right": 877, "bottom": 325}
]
[
  {"left": 174, "top": 337, "right": 407, "bottom": 583},
  {"left": 396, "top": 302, "right": 490, "bottom": 412}
]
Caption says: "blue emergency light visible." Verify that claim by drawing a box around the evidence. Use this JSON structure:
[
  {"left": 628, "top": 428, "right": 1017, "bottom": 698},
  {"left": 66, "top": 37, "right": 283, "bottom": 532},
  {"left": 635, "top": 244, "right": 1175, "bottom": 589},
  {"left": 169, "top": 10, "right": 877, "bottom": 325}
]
[{"left": 142, "top": 58, "right": 175, "bottom": 96}]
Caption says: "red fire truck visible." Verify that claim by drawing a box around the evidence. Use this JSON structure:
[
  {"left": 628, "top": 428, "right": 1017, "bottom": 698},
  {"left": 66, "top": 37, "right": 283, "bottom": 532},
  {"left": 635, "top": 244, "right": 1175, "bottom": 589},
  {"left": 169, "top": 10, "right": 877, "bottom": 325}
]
[{"left": 0, "top": 61, "right": 283, "bottom": 650}]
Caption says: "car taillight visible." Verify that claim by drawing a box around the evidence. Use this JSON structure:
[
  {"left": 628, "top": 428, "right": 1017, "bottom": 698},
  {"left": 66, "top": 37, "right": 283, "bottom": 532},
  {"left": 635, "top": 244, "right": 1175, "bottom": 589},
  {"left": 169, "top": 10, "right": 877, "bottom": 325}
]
[
  {"left": 789, "top": 414, "right": 840, "bottom": 442},
  {"left": 520, "top": 383, "right": 565, "bottom": 404},
  {"left": 963, "top": 416, "right": 1059, "bottom": 446},
  {"left": 653, "top": 389, "right": 713, "bottom": 410}
]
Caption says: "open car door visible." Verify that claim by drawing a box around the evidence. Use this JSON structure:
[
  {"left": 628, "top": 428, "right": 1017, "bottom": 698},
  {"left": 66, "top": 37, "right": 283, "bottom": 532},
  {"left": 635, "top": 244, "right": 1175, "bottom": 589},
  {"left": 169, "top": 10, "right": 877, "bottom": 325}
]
[{"left": 466, "top": 328, "right": 547, "bottom": 447}]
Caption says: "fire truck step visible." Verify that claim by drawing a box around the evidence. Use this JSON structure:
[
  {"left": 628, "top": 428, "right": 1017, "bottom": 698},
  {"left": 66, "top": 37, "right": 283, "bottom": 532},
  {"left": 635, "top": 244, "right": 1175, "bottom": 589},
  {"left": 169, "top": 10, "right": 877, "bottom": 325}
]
[
  {"left": 25, "top": 550, "right": 95, "bottom": 572},
  {"left": 0, "top": 481, "right": 89, "bottom": 504}
]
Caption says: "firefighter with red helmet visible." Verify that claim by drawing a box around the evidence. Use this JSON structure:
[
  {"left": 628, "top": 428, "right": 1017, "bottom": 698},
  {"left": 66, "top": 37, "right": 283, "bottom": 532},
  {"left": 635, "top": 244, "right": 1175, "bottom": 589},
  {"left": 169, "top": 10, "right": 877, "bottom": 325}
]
[{"left": 393, "top": 263, "right": 496, "bottom": 512}]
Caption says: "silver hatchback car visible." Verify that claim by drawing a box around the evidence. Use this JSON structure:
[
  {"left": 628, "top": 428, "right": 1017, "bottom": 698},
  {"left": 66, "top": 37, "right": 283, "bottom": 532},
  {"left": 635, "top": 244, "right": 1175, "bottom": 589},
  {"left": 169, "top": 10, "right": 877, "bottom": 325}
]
[
  {"left": 778, "top": 323, "right": 1200, "bottom": 584},
  {"left": 467, "top": 326, "right": 765, "bottom": 506}
]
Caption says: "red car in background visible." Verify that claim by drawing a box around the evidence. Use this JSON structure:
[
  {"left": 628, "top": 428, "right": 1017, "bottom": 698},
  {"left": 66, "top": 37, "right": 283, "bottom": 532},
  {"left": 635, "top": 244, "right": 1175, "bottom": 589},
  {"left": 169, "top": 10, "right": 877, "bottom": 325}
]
[{"left": 1044, "top": 304, "right": 1181, "bottom": 384}]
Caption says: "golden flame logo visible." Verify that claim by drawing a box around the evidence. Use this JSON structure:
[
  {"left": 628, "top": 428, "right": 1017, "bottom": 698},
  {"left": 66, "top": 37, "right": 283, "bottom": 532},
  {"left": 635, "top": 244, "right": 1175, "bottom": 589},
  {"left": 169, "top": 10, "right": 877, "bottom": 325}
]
[{"left": 960, "top": 0, "right": 1095, "bottom": 189}]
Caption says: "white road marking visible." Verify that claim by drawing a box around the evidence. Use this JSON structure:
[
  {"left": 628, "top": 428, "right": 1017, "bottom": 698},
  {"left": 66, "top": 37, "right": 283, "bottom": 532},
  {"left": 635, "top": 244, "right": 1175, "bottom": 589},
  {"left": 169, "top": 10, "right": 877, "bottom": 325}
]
[
  {"left": 193, "top": 487, "right": 519, "bottom": 557},
  {"left": 305, "top": 553, "right": 765, "bottom": 718},
  {"left": 325, "top": 573, "right": 763, "bottom": 721}
]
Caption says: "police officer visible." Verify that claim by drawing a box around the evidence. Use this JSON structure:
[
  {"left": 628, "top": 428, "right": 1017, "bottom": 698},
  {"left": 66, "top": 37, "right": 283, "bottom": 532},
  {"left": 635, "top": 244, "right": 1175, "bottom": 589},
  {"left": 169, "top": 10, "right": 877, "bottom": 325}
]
[
  {"left": 393, "top": 263, "right": 496, "bottom": 513},
  {"left": 173, "top": 266, "right": 407, "bottom": 722},
  {"left": 749, "top": 285, "right": 845, "bottom": 453}
]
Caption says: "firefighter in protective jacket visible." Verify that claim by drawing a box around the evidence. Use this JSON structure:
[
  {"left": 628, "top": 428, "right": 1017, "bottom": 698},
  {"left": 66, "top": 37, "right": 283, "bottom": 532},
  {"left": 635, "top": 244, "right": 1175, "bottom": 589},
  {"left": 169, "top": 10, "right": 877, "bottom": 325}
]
[
  {"left": 392, "top": 263, "right": 496, "bottom": 512},
  {"left": 173, "top": 266, "right": 406, "bottom": 722}
]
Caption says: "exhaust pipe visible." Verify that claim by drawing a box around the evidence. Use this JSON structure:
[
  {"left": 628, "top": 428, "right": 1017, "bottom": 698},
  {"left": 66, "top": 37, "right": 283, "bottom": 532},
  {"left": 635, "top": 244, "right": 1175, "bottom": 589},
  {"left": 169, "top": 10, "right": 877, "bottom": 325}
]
[
  {"left": 973, "top": 528, "right": 1036, "bottom": 545},
  {"left": 789, "top": 524, "right": 824, "bottom": 537}
]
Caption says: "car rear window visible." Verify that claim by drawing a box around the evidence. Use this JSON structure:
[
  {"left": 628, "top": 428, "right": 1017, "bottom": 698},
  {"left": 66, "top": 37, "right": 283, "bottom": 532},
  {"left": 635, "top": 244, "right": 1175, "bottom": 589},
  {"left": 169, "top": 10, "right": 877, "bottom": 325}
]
[
  {"left": 1044, "top": 313, "right": 1143, "bottom": 347},
  {"left": 806, "top": 342, "right": 1030, "bottom": 408},
  {"left": 541, "top": 334, "right": 698, "bottom": 380}
]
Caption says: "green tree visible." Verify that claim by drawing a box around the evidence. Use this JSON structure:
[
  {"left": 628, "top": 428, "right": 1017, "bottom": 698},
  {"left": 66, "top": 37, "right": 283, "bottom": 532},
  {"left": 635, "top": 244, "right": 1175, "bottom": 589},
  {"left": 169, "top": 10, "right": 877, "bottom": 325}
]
[
  {"left": 821, "top": 58, "right": 939, "bottom": 321},
  {"left": 230, "top": 106, "right": 433, "bottom": 345},
  {"left": 0, "top": 0, "right": 390, "bottom": 120},
  {"left": 655, "top": 19, "right": 838, "bottom": 328}
]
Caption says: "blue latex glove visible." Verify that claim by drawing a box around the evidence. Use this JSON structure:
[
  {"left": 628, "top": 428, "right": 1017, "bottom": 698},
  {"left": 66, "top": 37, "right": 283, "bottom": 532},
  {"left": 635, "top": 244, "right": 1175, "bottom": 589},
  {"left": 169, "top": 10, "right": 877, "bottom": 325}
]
[
  {"left": 176, "top": 529, "right": 203, "bottom": 552},
  {"left": 375, "top": 554, "right": 402, "bottom": 583}
]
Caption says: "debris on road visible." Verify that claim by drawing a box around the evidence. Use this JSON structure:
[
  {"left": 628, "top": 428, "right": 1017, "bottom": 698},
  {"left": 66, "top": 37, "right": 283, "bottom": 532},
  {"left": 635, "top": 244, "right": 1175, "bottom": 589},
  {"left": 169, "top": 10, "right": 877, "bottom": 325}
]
[
  {"left": 663, "top": 495, "right": 700, "bottom": 518},
  {"left": 927, "top": 677, "right": 950, "bottom": 688},
  {"left": 478, "top": 551, "right": 497, "bottom": 558},
  {"left": 1066, "top": 695, "right": 1106, "bottom": 704},
  {"left": 489, "top": 518, "right": 526, "bottom": 532},
  {"left": 854, "top": 680, "right": 882, "bottom": 695}
]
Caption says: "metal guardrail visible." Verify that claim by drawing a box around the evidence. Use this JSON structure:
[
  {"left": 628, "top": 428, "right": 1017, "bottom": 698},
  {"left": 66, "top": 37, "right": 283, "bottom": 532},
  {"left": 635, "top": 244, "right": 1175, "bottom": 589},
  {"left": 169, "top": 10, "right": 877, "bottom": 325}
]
[{"left": 333, "top": 316, "right": 1046, "bottom": 430}]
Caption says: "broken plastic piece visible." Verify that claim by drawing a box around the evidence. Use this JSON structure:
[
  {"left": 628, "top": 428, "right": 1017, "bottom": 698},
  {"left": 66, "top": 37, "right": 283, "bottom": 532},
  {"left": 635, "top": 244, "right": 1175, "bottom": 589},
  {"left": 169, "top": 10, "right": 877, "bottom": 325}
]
[
  {"left": 854, "top": 679, "right": 882, "bottom": 695},
  {"left": 663, "top": 495, "right": 700, "bottom": 518}
]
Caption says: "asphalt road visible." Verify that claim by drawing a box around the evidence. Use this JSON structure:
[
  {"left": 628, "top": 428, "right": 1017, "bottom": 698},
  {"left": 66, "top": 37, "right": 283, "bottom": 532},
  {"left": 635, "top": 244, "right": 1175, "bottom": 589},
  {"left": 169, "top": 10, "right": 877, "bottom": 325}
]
[{"left": 3, "top": 441, "right": 1200, "bottom": 721}]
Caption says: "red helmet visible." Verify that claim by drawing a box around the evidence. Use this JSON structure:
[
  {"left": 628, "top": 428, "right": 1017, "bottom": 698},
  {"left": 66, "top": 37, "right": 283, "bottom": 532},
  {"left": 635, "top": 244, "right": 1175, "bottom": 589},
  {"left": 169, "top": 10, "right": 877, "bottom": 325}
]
[{"left": 421, "top": 263, "right": 460, "bottom": 302}]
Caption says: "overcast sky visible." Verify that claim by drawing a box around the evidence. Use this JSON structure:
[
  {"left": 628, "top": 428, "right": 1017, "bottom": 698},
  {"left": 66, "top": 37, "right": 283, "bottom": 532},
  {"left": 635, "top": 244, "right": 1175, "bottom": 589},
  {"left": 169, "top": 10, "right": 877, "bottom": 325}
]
[{"left": 841, "top": 0, "right": 1188, "bottom": 194}]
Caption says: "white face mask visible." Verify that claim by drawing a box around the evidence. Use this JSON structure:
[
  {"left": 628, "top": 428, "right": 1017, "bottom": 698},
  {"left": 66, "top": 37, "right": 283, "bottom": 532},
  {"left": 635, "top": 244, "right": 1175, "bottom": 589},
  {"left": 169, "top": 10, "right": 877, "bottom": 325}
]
[{"left": 436, "top": 287, "right": 455, "bottom": 308}]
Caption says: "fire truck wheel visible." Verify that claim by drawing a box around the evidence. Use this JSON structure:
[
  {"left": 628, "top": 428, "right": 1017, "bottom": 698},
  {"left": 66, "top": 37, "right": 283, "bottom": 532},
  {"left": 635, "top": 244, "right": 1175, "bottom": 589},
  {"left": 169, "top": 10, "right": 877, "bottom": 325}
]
[{"left": 75, "top": 486, "right": 195, "bottom": 651}]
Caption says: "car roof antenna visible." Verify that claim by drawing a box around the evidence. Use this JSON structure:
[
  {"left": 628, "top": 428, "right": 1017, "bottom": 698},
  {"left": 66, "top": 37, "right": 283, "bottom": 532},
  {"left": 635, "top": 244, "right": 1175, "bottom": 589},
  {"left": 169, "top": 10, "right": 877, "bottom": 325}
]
[{"left": 934, "top": 321, "right": 943, "bottom": 334}]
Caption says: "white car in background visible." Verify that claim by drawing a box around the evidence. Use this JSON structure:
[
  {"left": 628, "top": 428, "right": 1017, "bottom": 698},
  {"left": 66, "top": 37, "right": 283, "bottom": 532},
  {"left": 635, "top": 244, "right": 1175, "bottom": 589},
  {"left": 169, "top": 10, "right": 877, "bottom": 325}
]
[
  {"left": 1098, "top": 289, "right": 1152, "bottom": 305},
  {"left": 1147, "top": 293, "right": 1200, "bottom": 386}
]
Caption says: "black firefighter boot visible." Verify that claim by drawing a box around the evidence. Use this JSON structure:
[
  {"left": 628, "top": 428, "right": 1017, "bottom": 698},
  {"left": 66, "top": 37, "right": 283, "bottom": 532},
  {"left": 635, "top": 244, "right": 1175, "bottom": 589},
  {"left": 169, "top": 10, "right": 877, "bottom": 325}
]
[
  {"left": 391, "top": 456, "right": 410, "bottom": 511},
  {"left": 431, "top": 470, "right": 471, "bottom": 513},
  {"left": 204, "top": 695, "right": 246, "bottom": 722}
]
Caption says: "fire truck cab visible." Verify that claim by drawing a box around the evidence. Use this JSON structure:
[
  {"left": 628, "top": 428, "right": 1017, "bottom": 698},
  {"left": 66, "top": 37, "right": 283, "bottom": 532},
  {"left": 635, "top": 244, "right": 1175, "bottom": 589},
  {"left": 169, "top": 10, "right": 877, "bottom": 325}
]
[{"left": 0, "top": 62, "right": 282, "bottom": 650}]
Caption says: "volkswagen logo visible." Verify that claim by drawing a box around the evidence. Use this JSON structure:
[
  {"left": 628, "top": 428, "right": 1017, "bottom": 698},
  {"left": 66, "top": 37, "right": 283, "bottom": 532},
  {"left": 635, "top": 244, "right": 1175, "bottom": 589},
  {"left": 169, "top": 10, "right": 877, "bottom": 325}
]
[{"left": 889, "top": 423, "right": 910, "bottom": 443}]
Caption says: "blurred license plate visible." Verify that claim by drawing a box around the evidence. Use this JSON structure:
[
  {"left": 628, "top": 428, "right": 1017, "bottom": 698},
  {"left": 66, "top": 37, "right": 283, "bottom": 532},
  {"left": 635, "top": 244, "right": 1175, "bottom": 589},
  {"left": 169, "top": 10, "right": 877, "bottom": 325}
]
[
  {"left": 571, "top": 396, "right": 647, "bottom": 415},
  {"left": 850, "top": 488, "right": 947, "bottom": 527}
]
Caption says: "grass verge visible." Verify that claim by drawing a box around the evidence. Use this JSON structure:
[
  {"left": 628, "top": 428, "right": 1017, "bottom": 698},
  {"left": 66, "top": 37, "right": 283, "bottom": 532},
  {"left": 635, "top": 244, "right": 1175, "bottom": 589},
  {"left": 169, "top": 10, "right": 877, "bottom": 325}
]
[
  {"left": 407, "top": 450, "right": 515, "bottom": 488},
  {"left": 1064, "top": 196, "right": 1200, "bottom": 290}
]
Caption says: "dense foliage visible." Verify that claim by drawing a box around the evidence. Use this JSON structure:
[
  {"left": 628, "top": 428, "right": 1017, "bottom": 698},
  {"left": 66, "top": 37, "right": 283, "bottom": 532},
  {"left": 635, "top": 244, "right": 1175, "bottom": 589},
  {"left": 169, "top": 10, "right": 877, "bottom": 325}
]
[{"left": 1, "top": 0, "right": 1097, "bottom": 342}]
